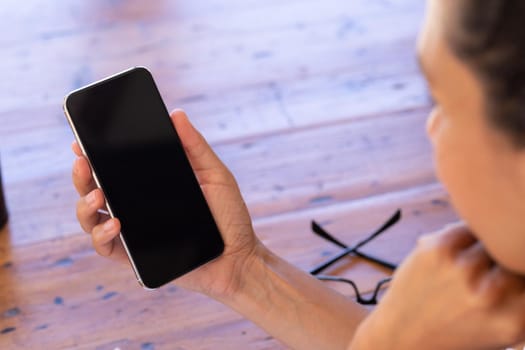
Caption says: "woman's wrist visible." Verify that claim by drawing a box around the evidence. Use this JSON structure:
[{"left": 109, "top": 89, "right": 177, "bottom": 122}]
[
  {"left": 213, "top": 238, "right": 369, "bottom": 350},
  {"left": 212, "top": 239, "right": 272, "bottom": 303},
  {"left": 201, "top": 236, "right": 270, "bottom": 302}
]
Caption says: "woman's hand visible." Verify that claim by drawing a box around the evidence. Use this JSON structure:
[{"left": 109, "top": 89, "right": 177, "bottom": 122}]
[
  {"left": 72, "top": 109, "right": 260, "bottom": 298},
  {"left": 72, "top": 109, "right": 371, "bottom": 350},
  {"left": 351, "top": 224, "right": 525, "bottom": 350}
]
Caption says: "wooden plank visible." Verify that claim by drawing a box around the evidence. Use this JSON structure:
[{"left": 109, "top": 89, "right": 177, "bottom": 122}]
[
  {"left": 0, "top": 59, "right": 428, "bottom": 183},
  {"left": 253, "top": 182, "right": 457, "bottom": 297},
  {"left": 0, "top": 230, "right": 281, "bottom": 349},
  {"left": 0, "top": 182, "right": 456, "bottom": 349},
  {"left": 0, "top": 126, "right": 73, "bottom": 185},
  {"left": 254, "top": 183, "right": 456, "bottom": 275},
  {"left": 0, "top": 0, "right": 442, "bottom": 347},
  {"left": 0, "top": 38, "right": 426, "bottom": 141},
  {"left": 0, "top": 0, "right": 424, "bottom": 47},
  {"left": 2, "top": 107, "right": 434, "bottom": 246},
  {"left": 0, "top": 0, "right": 425, "bottom": 141},
  {"left": 165, "top": 54, "right": 428, "bottom": 143},
  {"left": 222, "top": 107, "right": 435, "bottom": 218}
]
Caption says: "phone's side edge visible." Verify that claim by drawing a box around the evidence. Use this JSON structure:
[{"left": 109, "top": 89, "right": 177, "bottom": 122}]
[{"left": 62, "top": 95, "right": 155, "bottom": 291}]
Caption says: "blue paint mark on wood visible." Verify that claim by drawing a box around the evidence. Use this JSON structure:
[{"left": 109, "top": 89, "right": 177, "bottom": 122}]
[
  {"left": 345, "top": 79, "right": 369, "bottom": 92},
  {"left": 141, "top": 342, "right": 155, "bottom": 350},
  {"left": 54, "top": 257, "right": 73, "bottom": 267},
  {"left": 253, "top": 50, "right": 273, "bottom": 59},
  {"left": 337, "top": 18, "right": 365, "bottom": 39},
  {"left": 54, "top": 297, "right": 64, "bottom": 305},
  {"left": 241, "top": 142, "right": 254, "bottom": 149},
  {"left": 3, "top": 307, "right": 21, "bottom": 318},
  {"left": 392, "top": 82, "right": 406, "bottom": 90},
  {"left": 1, "top": 327, "right": 15, "bottom": 334},
  {"left": 273, "top": 184, "right": 284, "bottom": 192},
  {"left": 309, "top": 195, "right": 333, "bottom": 204},
  {"left": 431, "top": 199, "right": 448, "bottom": 207},
  {"left": 102, "top": 291, "right": 118, "bottom": 300},
  {"left": 178, "top": 94, "right": 207, "bottom": 104},
  {"left": 35, "top": 324, "right": 48, "bottom": 330}
]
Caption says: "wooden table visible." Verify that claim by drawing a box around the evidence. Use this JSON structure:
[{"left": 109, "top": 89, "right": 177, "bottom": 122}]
[{"left": 0, "top": 0, "right": 457, "bottom": 348}]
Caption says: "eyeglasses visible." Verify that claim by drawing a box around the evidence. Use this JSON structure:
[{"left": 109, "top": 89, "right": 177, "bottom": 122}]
[{"left": 309, "top": 210, "right": 401, "bottom": 305}]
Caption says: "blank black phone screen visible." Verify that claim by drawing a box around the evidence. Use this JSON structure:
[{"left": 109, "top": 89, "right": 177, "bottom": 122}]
[{"left": 65, "top": 67, "right": 224, "bottom": 289}]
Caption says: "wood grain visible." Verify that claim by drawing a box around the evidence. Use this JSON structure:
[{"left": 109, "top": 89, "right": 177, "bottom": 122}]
[
  {"left": 0, "top": 0, "right": 451, "bottom": 348},
  {"left": 0, "top": 183, "right": 455, "bottom": 349},
  {"left": 2, "top": 107, "right": 435, "bottom": 246}
]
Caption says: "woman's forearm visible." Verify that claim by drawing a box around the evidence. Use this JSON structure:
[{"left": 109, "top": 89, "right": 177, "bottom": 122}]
[{"left": 215, "top": 242, "right": 369, "bottom": 350}]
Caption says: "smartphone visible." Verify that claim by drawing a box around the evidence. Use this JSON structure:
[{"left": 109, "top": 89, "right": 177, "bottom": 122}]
[{"left": 63, "top": 67, "right": 224, "bottom": 289}]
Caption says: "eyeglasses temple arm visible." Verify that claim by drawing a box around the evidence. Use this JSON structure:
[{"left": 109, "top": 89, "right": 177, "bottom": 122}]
[
  {"left": 312, "top": 220, "right": 398, "bottom": 270},
  {"left": 353, "top": 250, "right": 398, "bottom": 270},
  {"left": 311, "top": 220, "right": 347, "bottom": 249},
  {"left": 353, "top": 209, "right": 401, "bottom": 251},
  {"left": 309, "top": 209, "right": 402, "bottom": 275}
]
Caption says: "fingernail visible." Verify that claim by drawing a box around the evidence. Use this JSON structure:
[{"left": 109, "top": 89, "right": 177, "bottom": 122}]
[
  {"left": 86, "top": 191, "right": 96, "bottom": 206},
  {"left": 103, "top": 219, "right": 115, "bottom": 232}
]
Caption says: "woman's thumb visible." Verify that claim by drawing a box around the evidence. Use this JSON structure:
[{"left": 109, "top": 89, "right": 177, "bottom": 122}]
[{"left": 170, "top": 109, "right": 225, "bottom": 174}]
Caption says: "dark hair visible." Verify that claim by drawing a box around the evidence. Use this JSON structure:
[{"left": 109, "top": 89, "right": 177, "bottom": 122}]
[{"left": 447, "top": 0, "right": 525, "bottom": 147}]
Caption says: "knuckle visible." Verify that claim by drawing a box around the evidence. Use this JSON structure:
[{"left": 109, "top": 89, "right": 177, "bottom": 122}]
[
  {"left": 473, "top": 268, "right": 512, "bottom": 309},
  {"left": 415, "top": 233, "right": 433, "bottom": 250},
  {"left": 467, "top": 286, "right": 497, "bottom": 309},
  {"left": 203, "top": 166, "right": 236, "bottom": 186},
  {"left": 455, "top": 258, "right": 478, "bottom": 284},
  {"left": 72, "top": 167, "right": 84, "bottom": 187},
  {"left": 75, "top": 198, "right": 92, "bottom": 232},
  {"left": 76, "top": 198, "right": 85, "bottom": 221},
  {"left": 415, "top": 233, "right": 451, "bottom": 264},
  {"left": 477, "top": 286, "right": 499, "bottom": 308},
  {"left": 91, "top": 227, "right": 103, "bottom": 245},
  {"left": 220, "top": 167, "right": 236, "bottom": 184},
  {"left": 94, "top": 247, "right": 107, "bottom": 257},
  {"left": 433, "top": 233, "right": 456, "bottom": 254},
  {"left": 457, "top": 266, "right": 495, "bottom": 308}
]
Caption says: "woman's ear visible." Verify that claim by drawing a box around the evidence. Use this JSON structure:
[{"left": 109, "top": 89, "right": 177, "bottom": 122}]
[{"left": 426, "top": 107, "right": 442, "bottom": 145}]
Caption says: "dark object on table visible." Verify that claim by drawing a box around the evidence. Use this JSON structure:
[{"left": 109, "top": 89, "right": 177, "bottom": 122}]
[
  {"left": 0, "top": 158, "right": 8, "bottom": 230},
  {"left": 309, "top": 209, "right": 401, "bottom": 305}
]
